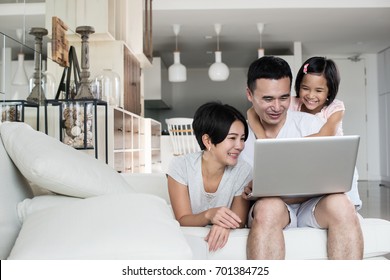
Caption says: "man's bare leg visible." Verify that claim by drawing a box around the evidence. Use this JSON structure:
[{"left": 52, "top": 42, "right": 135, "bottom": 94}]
[
  {"left": 315, "top": 194, "right": 364, "bottom": 259},
  {"left": 247, "top": 198, "right": 290, "bottom": 259}
]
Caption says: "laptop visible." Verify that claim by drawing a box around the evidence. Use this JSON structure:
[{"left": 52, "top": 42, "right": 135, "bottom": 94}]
[{"left": 250, "top": 135, "right": 359, "bottom": 198}]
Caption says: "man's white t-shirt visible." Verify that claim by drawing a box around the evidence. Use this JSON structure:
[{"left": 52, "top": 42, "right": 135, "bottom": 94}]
[
  {"left": 241, "top": 110, "right": 323, "bottom": 166},
  {"left": 241, "top": 110, "right": 362, "bottom": 208}
]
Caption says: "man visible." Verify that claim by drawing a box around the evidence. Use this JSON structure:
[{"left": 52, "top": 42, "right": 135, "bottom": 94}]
[{"left": 241, "top": 56, "right": 363, "bottom": 259}]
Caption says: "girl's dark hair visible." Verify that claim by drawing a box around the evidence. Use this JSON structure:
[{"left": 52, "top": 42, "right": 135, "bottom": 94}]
[
  {"left": 295, "top": 56, "right": 340, "bottom": 106},
  {"left": 192, "top": 101, "right": 248, "bottom": 150}
]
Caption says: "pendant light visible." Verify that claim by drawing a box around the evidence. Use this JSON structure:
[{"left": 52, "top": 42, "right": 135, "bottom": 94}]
[
  {"left": 12, "top": 28, "right": 28, "bottom": 85},
  {"left": 257, "top": 23, "right": 265, "bottom": 58},
  {"left": 168, "top": 24, "right": 187, "bottom": 82},
  {"left": 208, "top": 23, "right": 229, "bottom": 81}
]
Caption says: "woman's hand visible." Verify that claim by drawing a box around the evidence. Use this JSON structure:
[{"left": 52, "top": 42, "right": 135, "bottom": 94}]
[
  {"left": 204, "top": 225, "right": 230, "bottom": 252},
  {"left": 206, "top": 207, "right": 241, "bottom": 228}
]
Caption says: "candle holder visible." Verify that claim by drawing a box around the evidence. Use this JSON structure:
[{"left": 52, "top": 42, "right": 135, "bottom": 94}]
[
  {"left": 74, "top": 26, "right": 95, "bottom": 100},
  {"left": 27, "top": 27, "right": 48, "bottom": 105}
]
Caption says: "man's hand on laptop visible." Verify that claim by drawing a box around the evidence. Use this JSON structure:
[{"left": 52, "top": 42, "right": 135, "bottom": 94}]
[{"left": 242, "top": 182, "right": 253, "bottom": 200}]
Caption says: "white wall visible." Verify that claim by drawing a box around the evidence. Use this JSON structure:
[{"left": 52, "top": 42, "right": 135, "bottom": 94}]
[
  {"left": 145, "top": 67, "right": 251, "bottom": 131},
  {"left": 363, "top": 54, "right": 381, "bottom": 181}
]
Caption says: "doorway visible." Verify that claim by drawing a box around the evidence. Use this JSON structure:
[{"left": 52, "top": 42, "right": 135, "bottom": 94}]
[{"left": 331, "top": 57, "right": 367, "bottom": 180}]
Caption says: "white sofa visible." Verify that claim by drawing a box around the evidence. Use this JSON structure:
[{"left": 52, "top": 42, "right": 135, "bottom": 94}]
[{"left": 1, "top": 121, "right": 390, "bottom": 260}]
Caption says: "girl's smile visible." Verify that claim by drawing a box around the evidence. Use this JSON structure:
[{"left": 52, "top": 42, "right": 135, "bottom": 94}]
[{"left": 299, "top": 74, "right": 329, "bottom": 114}]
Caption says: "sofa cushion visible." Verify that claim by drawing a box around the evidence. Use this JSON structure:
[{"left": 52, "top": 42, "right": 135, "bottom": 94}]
[
  {"left": 121, "top": 173, "right": 171, "bottom": 204},
  {"left": 181, "top": 218, "right": 390, "bottom": 259},
  {"left": 8, "top": 193, "right": 192, "bottom": 259},
  {"left": 181, "top": 226, "right": 249, "bottom": 259},
  {"left": 0, "top": 122, "right": 135, "bottom": 198},
  {"left": 0, "top": 134, "right": 33, "bottom": 260},
  {"left": 17, "top": 195, "right": 83, "bottom": 223}
]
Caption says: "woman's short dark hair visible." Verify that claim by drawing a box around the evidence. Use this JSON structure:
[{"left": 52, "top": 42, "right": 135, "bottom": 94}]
[
  {"left": 247, "top": 56, "right": 293, "bottom": 93},
  {"left": 294, "top": 56, "right": 340, "bottom": 106},
  {"left": 192, "top": 101, "right": 248, "bottom": 150}
]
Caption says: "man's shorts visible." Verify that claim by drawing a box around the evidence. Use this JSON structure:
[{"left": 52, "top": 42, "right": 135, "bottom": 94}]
[{"left": 247, "top": 196, "right": 323, "bottom": 229}]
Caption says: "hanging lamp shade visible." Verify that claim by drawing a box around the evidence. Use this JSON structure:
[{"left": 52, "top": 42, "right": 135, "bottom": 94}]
[
  {"left": 168, "top": 24, "right": 187, "bottom": 82},
  {"left": 208, "top": 23, "right": 229, "bottom": 81},
  {"left": 208, "top": 51, "right": 229, "bottom": 81},
  {"left": 168, "top": 51, "right": 187, "bottom": 82},
  {"left": 257, "top": 23, "right": 265, "bottom": 58},
  {"left": 258, "top": 48, "right": 265, "bottom": 58},
  {"left": 12, "top": 29, "right": 28, "bottom": 86},
  {"left": 12, "top": 53, "right": 28, "bottom": 85}
]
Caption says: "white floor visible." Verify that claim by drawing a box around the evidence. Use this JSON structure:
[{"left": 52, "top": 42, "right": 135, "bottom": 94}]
[
  {"left": 357, "top": 181, "right": 390, "bottom": 260},
  {"left": 358, "top": 181, "right": 390, "bottom": 221}
]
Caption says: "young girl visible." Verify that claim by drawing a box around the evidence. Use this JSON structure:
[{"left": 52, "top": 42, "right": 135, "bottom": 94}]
[
  {"left": 167, "top": 101, "right": 252, "bottom": 252},
  {"left": 247, "top": 56, "right": 344, "bottom": 138}
]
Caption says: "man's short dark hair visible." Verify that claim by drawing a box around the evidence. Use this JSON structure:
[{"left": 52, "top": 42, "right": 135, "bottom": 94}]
[{"left": 247, "top": 56, "right": 293, "bottom": 93}]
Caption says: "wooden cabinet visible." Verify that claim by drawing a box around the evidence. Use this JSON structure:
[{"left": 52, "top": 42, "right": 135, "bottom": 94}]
[
  {"left": 124, "top": 47, "right": 141, "bottom": 115},
  {"left": 108, "top": 107, "right": 161, "bottom": 173},
  {"left": 143, "top": 0, "right": 153, "bottom": 63}
]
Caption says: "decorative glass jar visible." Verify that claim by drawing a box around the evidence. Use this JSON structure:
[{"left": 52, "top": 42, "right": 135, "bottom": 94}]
[
  {"left": 94, "top": 69, "right": 121, "bottom": 107},
  {"left": 28, "top": 70, "right": 57, "bottom": 100},
  {"left": 61, "top": 101, "right": 94, "bottom": 148},
  {"left": 1, "top": 103, "right": 22, "bottom": 122}
]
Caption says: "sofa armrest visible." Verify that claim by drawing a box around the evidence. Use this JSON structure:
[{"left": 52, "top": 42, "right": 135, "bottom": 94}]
[{"left": 120, "top": 173, "right": 170, "bottom": 204}]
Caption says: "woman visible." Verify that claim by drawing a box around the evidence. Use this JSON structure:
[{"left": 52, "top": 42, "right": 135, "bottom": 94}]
[{"left": 167, "top": 101, "right": 252, "bottom": 252}]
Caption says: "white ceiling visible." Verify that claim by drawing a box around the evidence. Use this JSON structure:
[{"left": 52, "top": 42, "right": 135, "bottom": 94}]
[
  {"left": 152, "top": 0, "right": 390, "bottom": 68},
  {"left": 1, "top": 0, "right": 390, "bottom": 68}
]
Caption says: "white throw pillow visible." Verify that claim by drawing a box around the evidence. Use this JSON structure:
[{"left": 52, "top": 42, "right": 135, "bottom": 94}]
[
  {"left": 0, "top": 122, "right": 135, "bottom": 198},
  {"left": 8, "top": 193, "right": 193, "bottom": 260},
  {"left": 17, "top": 195, "right": 83, "bottom": 223},
  {"left": 0, "top": 133, "right": 33, "bottom": 260}
]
